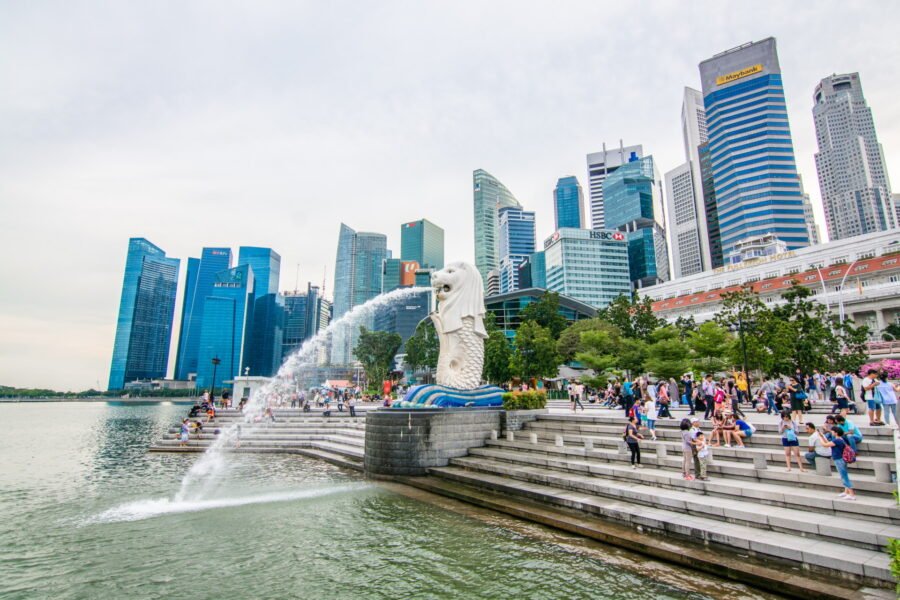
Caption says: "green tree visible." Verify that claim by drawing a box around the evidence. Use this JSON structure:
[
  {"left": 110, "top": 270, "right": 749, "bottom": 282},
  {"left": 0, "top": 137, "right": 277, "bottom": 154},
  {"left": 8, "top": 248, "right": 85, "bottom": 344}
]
[
  {"left": 557, "top": 318, "right": 620, "bottom": 363},
  {"left": 483, "top": 316, "right": 513, "bottom": 384},
  {"left": 618, "top": 338, "right": 649, "bottom": 378},
  {"left": 511, "top": 322, "right": 560, "bottom": 380},
  {"left": 882, "top": 323, "right": 900, "bottom": 341},
  {"left": 404, "top": 319, "right": 439, "bottom": 373},
  {"left": 645, "top": 326, "right": 692, "bottom": 381},
  {"left": 688, "top": 321, "right": 732, "bottom": 375},
  {"left": 575, "top": 328, "right": 620, "bottom": 388},
  {"left": 673, "top": 315, "right": 697, "bottom": 341},
  {"left": 600, "top": 293, "right": 662, "bottom": 341},
  {"left": 519, "top": 291, "right": 568, "bottom": 338},
  {"left": 714, "top": 286, "right": 777, "bottom": 376},
  {"left": 353, "top": 327, "right": 403, "bottom": 391}
]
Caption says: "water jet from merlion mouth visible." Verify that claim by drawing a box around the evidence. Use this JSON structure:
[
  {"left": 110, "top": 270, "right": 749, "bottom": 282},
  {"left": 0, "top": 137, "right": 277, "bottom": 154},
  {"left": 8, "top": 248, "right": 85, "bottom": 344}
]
[{"left": 172, "top": 286, "right": 432, "bottom": 502}]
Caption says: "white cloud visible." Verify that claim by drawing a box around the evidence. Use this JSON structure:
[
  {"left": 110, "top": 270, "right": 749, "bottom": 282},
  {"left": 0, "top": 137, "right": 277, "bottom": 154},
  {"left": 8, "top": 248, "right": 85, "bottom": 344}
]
[{"left": 1, "top": 1, "right": 898, "bottom": 389}]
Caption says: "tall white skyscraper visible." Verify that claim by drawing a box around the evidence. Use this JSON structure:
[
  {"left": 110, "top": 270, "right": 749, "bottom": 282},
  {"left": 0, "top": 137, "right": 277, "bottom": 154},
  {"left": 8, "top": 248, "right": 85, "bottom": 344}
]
[
  {"left": 664, "top": 87, "right": 714, "bottom": 278},
  {"left": 813, "top": 72, "right": 895, "bottom": 240},
  {"left": 473, "top": 169, "right": 521, "bottom": 287},
  {"left": 585, "top": 142, "right": 642, "bottom": 230}
]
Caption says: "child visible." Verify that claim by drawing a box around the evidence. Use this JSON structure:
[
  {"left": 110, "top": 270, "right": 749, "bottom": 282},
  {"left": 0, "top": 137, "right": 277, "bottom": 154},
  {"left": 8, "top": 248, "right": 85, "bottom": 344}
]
[
  {"left": 643, "top": 397, "right": 659, "bottom": 441},
  {"left": 179, "top": 419, "right": 190, "bottom": 447},
  {"left": 694, "top": 432, "right": 711, "bottom": 480}
]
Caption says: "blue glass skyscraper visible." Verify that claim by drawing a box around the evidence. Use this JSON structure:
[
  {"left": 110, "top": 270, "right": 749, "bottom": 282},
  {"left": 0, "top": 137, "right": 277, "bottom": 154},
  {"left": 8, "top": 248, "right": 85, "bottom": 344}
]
[
  {"left": 699, "top": 37, "right": 810, "bottom": 257},
  {"left": 331, "top": 223, "right": 388, "bottom": 364},
  {"left": 237, "top": 247, "right": 283, "bottom": 377},
  {"left": 108, "top": 238, "right": 180, "bottom": 390},
  {"left": 603, "top": 155, "right": 670, "bottom": 288},
  {"left": 401, "top": 219, "right": 444, "bottom": 269},
  {"left": 174, "top": 247, "right": 232, "bottom": 380},
  {"left": 195, "top": 265, "right": 254, "bottom": 390},
  {"left": 553, "top": 176, "right": 585, "bottom": 230},
  {"left": 498, "top": 206, "right": 536, "bottom": 294}
]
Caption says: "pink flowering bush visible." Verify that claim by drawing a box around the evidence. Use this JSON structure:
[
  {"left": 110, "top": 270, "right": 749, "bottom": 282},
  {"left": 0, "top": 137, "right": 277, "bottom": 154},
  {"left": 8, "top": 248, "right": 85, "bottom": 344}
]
[{"left": 860, "top": 359, "right": 900, "bottom": 379}]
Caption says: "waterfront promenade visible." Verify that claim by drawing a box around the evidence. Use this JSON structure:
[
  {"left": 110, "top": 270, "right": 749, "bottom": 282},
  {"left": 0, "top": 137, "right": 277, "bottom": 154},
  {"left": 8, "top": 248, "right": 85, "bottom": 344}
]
[{"left": 152, "top": 401, "right": 899, "bottom": 597}]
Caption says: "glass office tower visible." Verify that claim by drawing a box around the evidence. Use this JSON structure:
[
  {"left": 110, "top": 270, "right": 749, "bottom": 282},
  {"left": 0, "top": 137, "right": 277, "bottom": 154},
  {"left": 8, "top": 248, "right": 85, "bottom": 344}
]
[
  {"left": 543, "top": 229, "right": 631, "bottom": 309},
  {"left": 174, "top": 247, "right": 232, "bottom": 380},
  {"left": 195, "top": 265, "right": 254, "bottom": 390},
  {"left": 498, "top": 206, "right": 536, "bottom": 294},
  {"left": 473, "top": 169, "right": 521, "bottom": 287},
  {"left": 108, "top": 238, "right": 180, "bottom": 390},
  {"left": 331, "top": 223, "right": 388, "bottom": 364},
  {"left": 603, "top": 156, "right": 670, "bottom": 288},
  {"left": 237, "top": 247, "right": 283, "bottom": 377},
  {"left": 553, "top": 176, "right": 585, "bottom": 230},
  {"left": 401, "top": 219, "right": 444, "bottom": 269},
  {"left": 699, "top": 37, "right": 810, "bottom": 256}
]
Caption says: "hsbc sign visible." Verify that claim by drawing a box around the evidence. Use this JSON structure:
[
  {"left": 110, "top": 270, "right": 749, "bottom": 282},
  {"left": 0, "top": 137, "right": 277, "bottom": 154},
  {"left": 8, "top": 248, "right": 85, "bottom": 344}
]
[{"left": 591, "top": 231, "right": 625, "bottom": 241}]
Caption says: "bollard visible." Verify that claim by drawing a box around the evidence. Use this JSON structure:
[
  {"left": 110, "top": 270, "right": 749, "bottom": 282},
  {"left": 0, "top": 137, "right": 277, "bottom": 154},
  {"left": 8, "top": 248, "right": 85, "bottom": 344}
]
[
  {"left": 583, "top": 438, "right": 594, "bottom": 451},
  {"left": 656, "top": 444, "right": 668, "bottom": 460},
  {"left": 874, "top": 461, "right": 892, "bottom": 483},
  {"left": 490, "top": 429, "right": 498, "bottom": 441},
  {"left": 529, "top": 432, "right": 538, "bottom": 444},
  {"left": 507, "top": 431, "right": 515, "bottom": 442},
  {"left": 815, "top": 458, "right": 832, "bottom": 477},
  {"left": 752, "top": 454, "right": 768, "bottom": 471},
  {"left": 555, "top": 435, "right": 564, "bottom": 447}
]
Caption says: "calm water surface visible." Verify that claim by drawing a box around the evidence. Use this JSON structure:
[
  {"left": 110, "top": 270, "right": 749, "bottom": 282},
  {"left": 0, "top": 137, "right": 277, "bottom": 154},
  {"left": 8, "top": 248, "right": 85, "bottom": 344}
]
[{"left": 0, "top": 403, "right": 777, "bottom": 599}]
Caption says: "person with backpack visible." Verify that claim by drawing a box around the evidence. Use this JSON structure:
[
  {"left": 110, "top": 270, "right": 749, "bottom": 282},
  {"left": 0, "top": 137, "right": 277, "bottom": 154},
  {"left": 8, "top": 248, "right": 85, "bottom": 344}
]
[
  {"left": 822, "top": 425, "right": 856, "bottom": 500},
  {"left": 861, "top": 368, "right": 884, "bottom": 426},
  {"left": 787, "top": 376, "right": 806, "bottom": 425},
  {"left": 834, "top": 415, "right": 863, "bottom": 452},
  {"left": 778, "top": 410, "right": 806, "bottom": 473}
]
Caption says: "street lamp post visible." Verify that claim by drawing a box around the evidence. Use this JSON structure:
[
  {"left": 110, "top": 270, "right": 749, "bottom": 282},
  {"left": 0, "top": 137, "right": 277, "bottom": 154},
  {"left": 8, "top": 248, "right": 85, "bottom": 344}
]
[
  {"left": 737, "top": 312, "right": 749, "bottom": 380},
  {"left": 211, "top": 356, "right": 221, "bottom": 402}
]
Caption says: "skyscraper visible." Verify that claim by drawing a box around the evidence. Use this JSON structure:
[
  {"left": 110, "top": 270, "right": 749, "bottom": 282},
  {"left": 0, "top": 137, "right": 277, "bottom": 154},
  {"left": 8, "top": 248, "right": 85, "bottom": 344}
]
[
  {"left": 400, "top": 219, "right": 444, "bottom": 269},
  {"left": 543, "top": 229, "right": 631, "bottom": 309},
  {"left": 331, "top": 223, "right": 388, "bottom": 364},
  {"left": 553, "top": 176, "right": 585, "bottom": 230},
  {"left": 237, "top": 247, "right": 284, "bottom": 377},
  {"left": 174, "top": 247, "right": 232, "bottom": 380},
  {"left": 473, "top": 169, "right": 521, "bottom": 287},
  {"left": 585, "top": 143, "right": 643, "bottom": 230},
  {"left": 699, "top": 38, "right": 810, "bottom": 257},
  {"left": 498, "top": 206, "right": 536, "bottom": 294},
  {"left": 813, "top": 72, "right": 896, "bottom": 240},
  {"left": 282, "top": 283, "right": 331, "bottom": 361},
  {"left": 801, "top": 192, "right": 821, "bottom": 245},
  {"left": 195, "top": 265, "right": 254, "bottom": 390},
  {"left": 517, "top": 251, "right": 546, "bottom": 290},
  {"left": 603, "top": 155, "right": 670, "bottom": 288},
  {"left": 664, "top": 87, "right": 717, "bottom": 278},
  {"left": 173, "top": 257, "right": 199, "bottom": 380},
  {"left": 109, "top": 238, "right": 180, "bottom": 389}
]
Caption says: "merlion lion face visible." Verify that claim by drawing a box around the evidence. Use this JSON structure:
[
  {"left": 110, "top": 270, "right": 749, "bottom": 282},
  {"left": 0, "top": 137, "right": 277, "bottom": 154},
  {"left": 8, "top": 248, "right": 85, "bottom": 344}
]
[{"left": 431, "top": 262, "right": 472, "bottom": 302}]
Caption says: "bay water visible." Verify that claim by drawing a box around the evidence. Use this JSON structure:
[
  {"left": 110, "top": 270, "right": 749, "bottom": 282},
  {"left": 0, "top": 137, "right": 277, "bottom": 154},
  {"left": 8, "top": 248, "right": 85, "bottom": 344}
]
[{"left": 0, "top": 402, "right": 775, "bottom": 599}]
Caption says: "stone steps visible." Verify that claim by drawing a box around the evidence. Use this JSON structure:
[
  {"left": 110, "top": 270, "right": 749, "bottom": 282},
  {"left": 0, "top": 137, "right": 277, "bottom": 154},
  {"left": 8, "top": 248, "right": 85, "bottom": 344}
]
[
  {"left": 428, "top": 465, "right": 893, "bottom": 586},
  {"left": 519, "top": 431, "right": 896, "bottom": 473},
  {"left": 447, "top": 453, "right": 900, "bottom": 550},
  {"left": 479, "top": 440, "right": 896, "bottom": 498}
]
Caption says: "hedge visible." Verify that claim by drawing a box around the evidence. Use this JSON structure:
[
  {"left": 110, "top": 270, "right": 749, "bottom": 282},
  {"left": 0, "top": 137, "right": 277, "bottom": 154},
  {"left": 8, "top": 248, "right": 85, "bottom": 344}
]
[{"left": 502, "top": 391, "right": 548, "bottom": 411}]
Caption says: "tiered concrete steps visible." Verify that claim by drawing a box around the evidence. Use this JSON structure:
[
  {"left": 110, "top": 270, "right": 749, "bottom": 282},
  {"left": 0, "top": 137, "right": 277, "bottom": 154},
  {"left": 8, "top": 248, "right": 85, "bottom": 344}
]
[
  {"left": 547, "top": 399, "right": 853, "bottom": 415},
  {"left": 150, "top": 409, "right": 367, "bottom": 471},
  {"left": 427, "top": 413, "right": 900, "bottom": 590}
]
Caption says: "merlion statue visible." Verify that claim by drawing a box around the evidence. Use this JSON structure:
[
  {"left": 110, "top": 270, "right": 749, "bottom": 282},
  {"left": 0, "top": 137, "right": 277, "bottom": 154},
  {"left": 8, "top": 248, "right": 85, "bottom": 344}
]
[
  {"left": 430, "top": 262, "right": 488, "bottom": 390},
  {"left": 394, "top": 260, "right": 504, "bottom": 408}
]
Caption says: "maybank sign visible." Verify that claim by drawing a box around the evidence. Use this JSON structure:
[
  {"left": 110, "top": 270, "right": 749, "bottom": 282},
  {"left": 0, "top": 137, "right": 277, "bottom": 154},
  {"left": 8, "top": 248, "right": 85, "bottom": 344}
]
[{"left": 716, "top": 64, "right": 763, "bottom": 86}]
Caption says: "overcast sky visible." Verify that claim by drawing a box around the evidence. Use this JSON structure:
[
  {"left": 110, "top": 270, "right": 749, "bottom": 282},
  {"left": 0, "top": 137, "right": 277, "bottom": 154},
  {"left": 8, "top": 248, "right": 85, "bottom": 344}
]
[{"left": 2, "top": 1, "right": 898, "bottom": 391}]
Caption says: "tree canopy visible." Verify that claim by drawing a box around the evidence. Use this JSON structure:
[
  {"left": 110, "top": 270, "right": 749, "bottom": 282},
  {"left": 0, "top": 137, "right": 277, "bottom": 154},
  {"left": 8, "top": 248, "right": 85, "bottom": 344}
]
[
  {"left": 404, "top": 319, "right": 439, "bottom": 373},
  {"left": 353, "top": 326, "right": 403, "bottom": 391},
  {"left": 511, "top": 321, "right": 560, "bottom": 380},
  {"left": 519, "top": 291, "right": 568, "bottom": 339}
]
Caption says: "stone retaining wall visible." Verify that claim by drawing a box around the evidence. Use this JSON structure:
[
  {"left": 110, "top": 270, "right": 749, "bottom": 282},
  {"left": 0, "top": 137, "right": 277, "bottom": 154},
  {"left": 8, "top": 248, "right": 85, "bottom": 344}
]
[
  {"left": 501, "top": 409, "right": 547, "bottom": 432},
  {"left": 364, "top": 409, "right": 501, "bottom": 477}
]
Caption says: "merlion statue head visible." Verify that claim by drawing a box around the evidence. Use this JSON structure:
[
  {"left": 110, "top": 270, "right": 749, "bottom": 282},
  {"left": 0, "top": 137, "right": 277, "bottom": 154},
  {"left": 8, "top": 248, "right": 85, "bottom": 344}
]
[{"left": 431, "top": 261, "right": 488, "bottom": 338}]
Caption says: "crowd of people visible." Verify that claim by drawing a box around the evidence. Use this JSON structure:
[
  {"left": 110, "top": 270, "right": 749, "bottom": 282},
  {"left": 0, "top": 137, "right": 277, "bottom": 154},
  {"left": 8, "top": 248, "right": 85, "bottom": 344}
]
[{"left": 564, "top": 367, "right": 900, "bottom": 501}]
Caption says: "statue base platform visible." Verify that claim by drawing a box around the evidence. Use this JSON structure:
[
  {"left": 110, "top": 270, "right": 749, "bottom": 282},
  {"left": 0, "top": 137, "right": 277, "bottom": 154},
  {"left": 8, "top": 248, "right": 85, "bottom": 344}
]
[{"left": 395, "top": 384, "right": 505, "bottom": 408}]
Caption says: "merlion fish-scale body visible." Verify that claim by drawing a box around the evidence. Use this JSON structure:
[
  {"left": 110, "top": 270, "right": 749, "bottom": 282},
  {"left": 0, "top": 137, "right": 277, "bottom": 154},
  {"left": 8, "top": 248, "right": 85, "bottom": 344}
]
[{"left": 430, "top": 262, "right": 489, "bottom": 391}]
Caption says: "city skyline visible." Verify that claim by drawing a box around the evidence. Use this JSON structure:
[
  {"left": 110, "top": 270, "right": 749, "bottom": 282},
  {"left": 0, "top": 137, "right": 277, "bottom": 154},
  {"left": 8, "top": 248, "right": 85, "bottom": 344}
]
[{"left": 2, "top": 2, "right": 900, "bottom": 390}]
